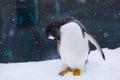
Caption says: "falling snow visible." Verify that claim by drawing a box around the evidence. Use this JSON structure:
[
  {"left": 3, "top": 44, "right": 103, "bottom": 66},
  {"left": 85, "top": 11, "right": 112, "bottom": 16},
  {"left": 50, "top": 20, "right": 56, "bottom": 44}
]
[
  {"left": 99, "top": 29, "right": 102, "bottom": 32},
  {"left": 12, "top": 18, "right": 15, "bottom": 21},
  {"left": 21, "top": 31, "right": 24, "bottom": 34},
  {"left": 19, "top": 0, "right": 24, "bottom": 2},
  {"left": 9, "top": 29, "right": 14, "bottom": 37},
  {"left": 94, "top": 12, "right": 97, "bottom": 15},
  {"left": 0, "top": 41, "right": 3, "bottom": 44},
  {"left": 0, "top": 0, "right": 120, "bottom": 63},
  {"left": 78, "top": 0, "right": 86, "bottom": 3},
  {"left": 103, "top": 32, "right": 109, "bottom": 38},
  {"left": 119, "top": 13, "right": 120, "bottom": 16},
  {"left": 35, "top": 41, "right": 38, "bottom": 44},
  {"left": 32, "top": 37, "right": 35, "bottom": 40}
]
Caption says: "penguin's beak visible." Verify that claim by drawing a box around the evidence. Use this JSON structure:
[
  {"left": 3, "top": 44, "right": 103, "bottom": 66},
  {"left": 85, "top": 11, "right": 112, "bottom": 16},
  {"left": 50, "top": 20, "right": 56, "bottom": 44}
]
[{"left": 57, "top": 39, "right": 61, "bottom": 46}]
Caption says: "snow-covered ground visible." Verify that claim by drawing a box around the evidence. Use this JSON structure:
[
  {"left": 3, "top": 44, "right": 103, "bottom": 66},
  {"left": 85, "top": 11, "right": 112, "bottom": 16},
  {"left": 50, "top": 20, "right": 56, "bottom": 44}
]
[{"left": 0, "top": 48, "right": 120, "bottom": 80}]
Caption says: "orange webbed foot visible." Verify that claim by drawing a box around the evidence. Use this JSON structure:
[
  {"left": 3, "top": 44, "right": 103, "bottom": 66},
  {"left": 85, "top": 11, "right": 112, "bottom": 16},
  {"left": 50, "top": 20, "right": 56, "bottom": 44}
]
[
  {"left": 73, "top": 68, "right": 81, "bottom": 76},
  {"left": 59, "top": 67, "right": 71, "bottom": 76}
]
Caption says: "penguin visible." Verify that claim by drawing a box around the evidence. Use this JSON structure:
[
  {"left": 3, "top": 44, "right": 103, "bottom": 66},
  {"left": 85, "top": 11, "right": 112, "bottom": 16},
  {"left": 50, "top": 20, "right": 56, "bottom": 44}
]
[{"left": 46, "top": 17, "right": 105, "bottom": 76}]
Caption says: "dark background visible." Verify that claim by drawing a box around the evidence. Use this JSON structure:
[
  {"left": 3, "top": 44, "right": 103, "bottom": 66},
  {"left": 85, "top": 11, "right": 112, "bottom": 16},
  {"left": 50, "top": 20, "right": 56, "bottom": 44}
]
[{"left": 0, "top": 0, "right": 120, "bottom": 63}]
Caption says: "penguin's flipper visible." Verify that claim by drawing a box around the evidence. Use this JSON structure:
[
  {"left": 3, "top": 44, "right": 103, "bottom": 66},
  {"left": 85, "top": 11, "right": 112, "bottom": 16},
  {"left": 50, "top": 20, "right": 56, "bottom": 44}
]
[{"left": 84, "top": 31, "right": 105, "bottom": 60}]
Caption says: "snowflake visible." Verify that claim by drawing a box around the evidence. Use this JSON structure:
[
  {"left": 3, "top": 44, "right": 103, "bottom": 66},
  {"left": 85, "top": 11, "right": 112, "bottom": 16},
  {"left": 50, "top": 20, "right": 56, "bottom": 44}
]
[
  {"left": 13, "top": 24, "right": 16, "bottom": 27},
  {"left": 99, "top": 29, "right": 102, "bottom": 32},
  {"left": 19, "top": 0, "right": 24, "bottom": 2},
  {"left": 94, "top": 12, "right": 97, "bottom": 15},
  {"left": 119, "top": 13, "right": 120, "bottom": 16},
  {"left": 21, "top": 32, "right": 24, "bottom": 34},
  {"left": 12, "top": 18, "right": 15, "bottom": 21},
  {"left": 114, "top": 33, "right": 117, "bottom": 36},
  {"left": 0, "top": 41, "right": 3, "bottom": 44},
  {"left": 11, "top": 13, "right": 15, "bottom": 16},
  {"left": 9, "top": 29, "right": 14, "bottom": 37},
  {"left": 103, "top": 13, "right": 106, "bottom": 16},
  {"left": 51, "top": 17, "right": 54, "bottom": 19},
  {"left": 78, "top": 0, "right": 86, "bottom": 3},
  {"left": 32, "top": 37, "right": 35, "bottom": 40},
  {"left": 85, "top": 8, "right": 88, "bottom": 10},
  {"left": 117, "top": 43, "right": 120, "bottom": 46},
  {"left": 35, "top": 41, "right": 38, "bottom": 44},
  {"left": 103, "top": 32, "right": 109, "bottom": 38}
]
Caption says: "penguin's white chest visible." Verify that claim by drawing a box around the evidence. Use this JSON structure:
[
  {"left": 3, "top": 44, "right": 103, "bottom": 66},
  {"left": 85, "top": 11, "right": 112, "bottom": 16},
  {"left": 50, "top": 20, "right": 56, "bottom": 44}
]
[{"left": 59, "top": 22, "right": 89, "bottom": 69}]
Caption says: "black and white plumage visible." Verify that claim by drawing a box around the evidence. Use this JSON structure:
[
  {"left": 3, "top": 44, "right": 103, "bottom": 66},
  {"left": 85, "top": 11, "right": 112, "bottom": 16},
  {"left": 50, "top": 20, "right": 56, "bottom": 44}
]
[{"left": 46, "top": 17, "right": 105, "bottom": 75}]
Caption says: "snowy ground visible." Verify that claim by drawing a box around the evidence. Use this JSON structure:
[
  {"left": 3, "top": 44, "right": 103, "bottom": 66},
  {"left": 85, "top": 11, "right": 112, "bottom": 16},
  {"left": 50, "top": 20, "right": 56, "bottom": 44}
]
[{"left": 0, "top": 48, "right": 120, "bottom": 80}]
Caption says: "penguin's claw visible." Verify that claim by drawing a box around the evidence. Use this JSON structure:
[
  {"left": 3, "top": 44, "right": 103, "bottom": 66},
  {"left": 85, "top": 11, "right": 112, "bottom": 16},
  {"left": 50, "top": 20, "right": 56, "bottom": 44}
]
[
  {"left": 59, "top": 67, "right": 71, "bottom": 76},
  {"left": 73, "top": 68, "right": 81, "bottom": 76}
]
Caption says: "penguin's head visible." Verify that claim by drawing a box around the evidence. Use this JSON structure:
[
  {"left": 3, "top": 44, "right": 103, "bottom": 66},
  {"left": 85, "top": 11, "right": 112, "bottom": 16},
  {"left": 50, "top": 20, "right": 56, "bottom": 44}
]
[
  {"left": 46, "top": 21, "right": 61, "bottom": 45},
  {"left": 45, "top": 17, "right": 76, "bottom": 45}
]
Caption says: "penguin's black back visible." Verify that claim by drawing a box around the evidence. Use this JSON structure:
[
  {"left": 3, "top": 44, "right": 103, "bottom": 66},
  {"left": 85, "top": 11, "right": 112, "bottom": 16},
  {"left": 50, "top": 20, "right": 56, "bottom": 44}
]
[{"left": 46, "top": 17, "right": 87, "bottom": 40}]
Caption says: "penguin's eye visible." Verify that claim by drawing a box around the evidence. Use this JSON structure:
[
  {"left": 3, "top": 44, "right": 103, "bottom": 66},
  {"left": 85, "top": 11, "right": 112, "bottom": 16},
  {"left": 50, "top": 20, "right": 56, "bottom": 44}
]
[{"left": 48, "top": 35, "right": 55, "bottom": 40}]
